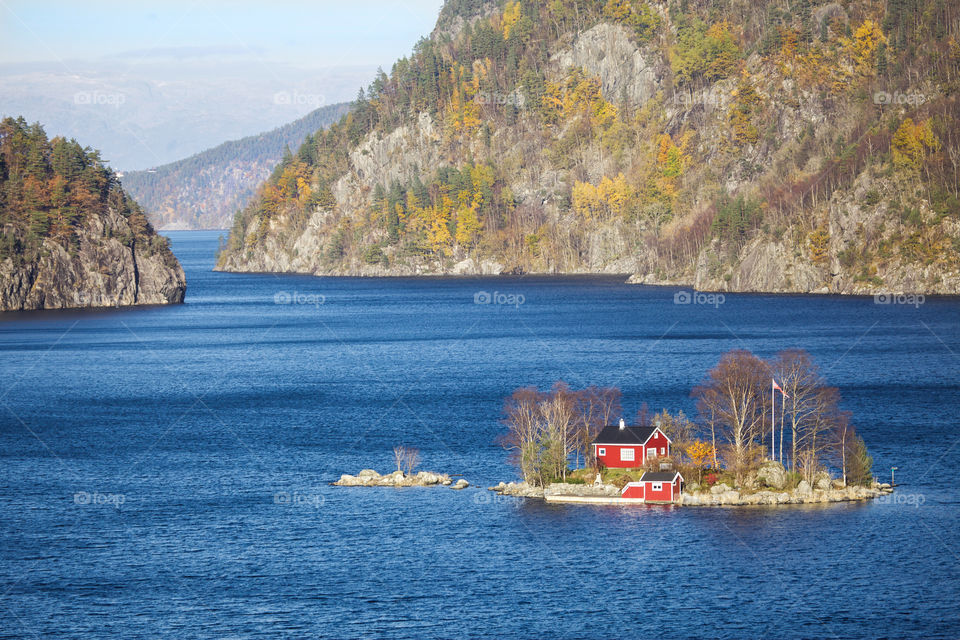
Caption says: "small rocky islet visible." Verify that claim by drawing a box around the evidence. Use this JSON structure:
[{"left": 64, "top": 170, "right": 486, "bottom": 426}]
[{"left": 333, "top": 468, "right": 469, "bottom": 490}]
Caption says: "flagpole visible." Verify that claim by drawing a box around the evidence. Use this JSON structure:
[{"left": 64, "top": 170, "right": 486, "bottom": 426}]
[{"left": 771, "top": 378, "right": 775, "bottom": 461}]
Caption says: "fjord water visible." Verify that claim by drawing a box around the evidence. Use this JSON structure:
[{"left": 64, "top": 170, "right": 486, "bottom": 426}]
[{"left": 1, "top": 231, "right": 958, "bottom": 639}]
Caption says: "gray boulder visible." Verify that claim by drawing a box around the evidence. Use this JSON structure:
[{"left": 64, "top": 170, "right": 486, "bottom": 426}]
[
  {"left": 814, "top": 472, "right": 832, "bottom": 491},
  {"left": 710, "top": 483, "right": 732, "bottom": 495},
  {"left": 796, "top": 480, "right": 812, "bottom": 496},
  {"left": 756, "top": 461, "right": 787, "bottom": 490},
  {"left": 720, "top": 490, "right": 741, "bottom": 505},
  {"left": 451, "top": 479, "right": 469, "bottom": 490}
]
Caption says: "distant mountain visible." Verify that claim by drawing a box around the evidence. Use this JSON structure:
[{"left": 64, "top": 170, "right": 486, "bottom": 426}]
[
  {"left": 0, "top": 117, "right": 185, "bottom": 311},
  {"left": 216, "top": 0, "right": 960, "bottom": 295},
  {"left": 0, "top": 60, "right": 375, "bottom": 170},
  {"left": 120, "top": 102, "right": 350, "bottom": 230}
]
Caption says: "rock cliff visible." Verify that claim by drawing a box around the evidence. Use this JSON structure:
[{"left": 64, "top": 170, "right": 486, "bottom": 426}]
[
  {"left": 0, "top": 117, "right": 186, "bottom": 311},
  {"left": 216, "top": 0, "right": 959, "bottom": 294}
]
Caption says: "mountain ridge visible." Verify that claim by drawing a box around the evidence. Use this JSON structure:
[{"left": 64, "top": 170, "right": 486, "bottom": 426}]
[
  {"left": 215, "top": 0, "right": 960, "bottom": 295},
  {"left": 121, "top": 102, "right": 350, "bottom": 230}
]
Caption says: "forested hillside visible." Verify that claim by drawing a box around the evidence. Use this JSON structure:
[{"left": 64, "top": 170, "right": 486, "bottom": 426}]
[
  {"left": 122, "top": 102, "right": 349, "bottom": 230},
  {"left": 217, "top": 0, "right": 960, "bottom": 294},
  {"left": 0, "top": 117, "right": 185, "bottom": 310}
]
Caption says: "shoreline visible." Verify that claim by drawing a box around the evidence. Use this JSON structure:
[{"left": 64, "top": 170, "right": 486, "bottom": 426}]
[{"left": 490, "top": 481, "right": 894, "bottom": 507}]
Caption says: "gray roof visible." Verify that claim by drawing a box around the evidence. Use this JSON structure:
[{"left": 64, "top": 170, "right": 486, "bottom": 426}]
[
  {"left": 592, "top": 424, "right": 658, "bottom": 445},
  {"left": 639, "top": 471, "right": 682, "bottom": 483}
]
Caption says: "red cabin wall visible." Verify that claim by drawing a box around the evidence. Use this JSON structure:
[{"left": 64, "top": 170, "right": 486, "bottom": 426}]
[
  {"left": 644, "top": 481, "right": 673, "bottom": 502},
  {"left": 595, "top": 444, "right": 643, "bottom": 468},
  {"left": 643, "top": 432, "right": 670, "bottom": 461},
  {"left": 594, "top": 429, "right": 671, "bottom": 468},
  {"left": 622, "top": 484, "right": 645, "bottom": 499}
]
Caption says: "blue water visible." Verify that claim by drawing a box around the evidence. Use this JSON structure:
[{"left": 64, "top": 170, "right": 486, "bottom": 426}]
[{"left": 1, "top": 230, "right": 958, "bottom": 638}]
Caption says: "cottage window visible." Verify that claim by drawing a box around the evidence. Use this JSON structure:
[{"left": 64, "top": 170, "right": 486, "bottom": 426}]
[
  {"left": 652, "top": 482, "right": 662, "bottom": 491},
  {"left": 660, "top": 447, "right": 666, "bottom": 455},
  {"left": 597, "top": 447, "right": 606, "bottom": 456},
  {"left": 620, "top": 448, "right": 635, "bottom": 462}
]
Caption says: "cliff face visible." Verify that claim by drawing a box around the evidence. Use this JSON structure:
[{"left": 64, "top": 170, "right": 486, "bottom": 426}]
[
  {"left": 0, "top": 205, "right": 185, "bottom": 311},
  {"left": 0, "top": 117, "right": 186, "bottom": 311},
  {"left": 216, "top": 0, "right": 960, "bottom": 294}
]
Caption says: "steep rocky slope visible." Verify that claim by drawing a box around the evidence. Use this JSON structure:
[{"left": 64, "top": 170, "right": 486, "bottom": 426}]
[
  {"left": 217, "top": 0, "right": 960, "bottom": 294},
  {"left": 0, "top": 117, "right": 185, "bottom": 311}
]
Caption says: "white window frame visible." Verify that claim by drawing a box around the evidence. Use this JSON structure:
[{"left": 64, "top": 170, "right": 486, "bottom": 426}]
[
  {"left": 620, "top": 448, "right": 635, "bottom": 462},
  {"left": 651, "top": 482, "right": 662, "bottom": 491},
  {"left": 597, "top": 447, "right": 606, "bottom": 456}
]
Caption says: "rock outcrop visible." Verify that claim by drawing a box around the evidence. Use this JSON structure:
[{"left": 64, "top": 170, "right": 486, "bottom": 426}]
[
  {"left": 333, "top": 469, "right": 461, "bottom": 488},
  {"left": 679, "top": 483, "right": 891, "bottom": 506},
  {"left": 0, "top": 205, "right": 185, "bottom": 311},
  {"left": 489, "top": 481, "right": 545, "bottom": 499}
]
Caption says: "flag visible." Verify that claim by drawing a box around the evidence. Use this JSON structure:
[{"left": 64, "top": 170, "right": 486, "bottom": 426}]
[{"left": 772, "top": 379, "right": 789, "bottom": 398}]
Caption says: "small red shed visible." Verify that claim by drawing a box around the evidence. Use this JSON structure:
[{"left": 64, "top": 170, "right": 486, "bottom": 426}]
[
  {"left": 592, "top": 419, "right": 671, "bottom": 469},
  {"left": 621, "top": 471, "right": 684, "bottom": 503}
]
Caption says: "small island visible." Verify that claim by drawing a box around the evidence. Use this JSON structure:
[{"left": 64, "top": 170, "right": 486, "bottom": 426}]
[
  {"left": 333, "top": 446, "right": 469, "bottom": 490},
  {"left": 491, "top": 348, "right": 893, "bottom": 507}
]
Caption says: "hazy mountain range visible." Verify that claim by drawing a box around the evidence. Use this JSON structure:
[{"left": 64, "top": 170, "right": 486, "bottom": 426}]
[{"left": 0, "top": 59, "right": 375, "bottom": 170}]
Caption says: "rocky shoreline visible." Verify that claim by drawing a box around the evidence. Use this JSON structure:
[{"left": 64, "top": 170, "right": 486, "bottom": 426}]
[
  {"left": 334, "top": 469, "right": 469, "bottom": 489},
  {"left": 488, "top": 480, "right": 894, "bottom": 506}
]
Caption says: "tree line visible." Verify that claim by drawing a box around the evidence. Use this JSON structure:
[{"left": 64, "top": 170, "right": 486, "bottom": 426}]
[{"left": 0, "top": 116, "right": 167, "bottom": 262}]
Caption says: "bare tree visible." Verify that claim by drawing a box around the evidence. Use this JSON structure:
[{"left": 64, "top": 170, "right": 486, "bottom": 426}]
[
  {"left": 771, "top": 349, "right": 849, "bottom": 483},
  {"left": 501, "top": 382, "right": 623, "bottom": 485},
  {"left": 499, "top": 386, "right": 546, "bottom": 485},
  {"left": 573, "top": 385, "right": 622, "bottom": 469},
  {"left": 403, "top": 447, "right": 420, "bottom": 475},
  {"left": 540, "top": 382, "right": 578, "bottom": 481},
  {"left": 392, "top": 446, "right": 420, "bottom": 475},
  {"left": 692, "top": 350, "right": 768, "bottom": 485},
  {"left": 771, "top": 349, "right": 827, "bottom": 471},
  {"left": 830, "top": 412, "right": 854, "bottom": 486}
]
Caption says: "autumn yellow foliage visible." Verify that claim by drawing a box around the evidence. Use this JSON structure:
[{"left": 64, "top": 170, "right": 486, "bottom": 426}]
[{"left": 892, "top": 118, "right": 941, "bottom": 171}]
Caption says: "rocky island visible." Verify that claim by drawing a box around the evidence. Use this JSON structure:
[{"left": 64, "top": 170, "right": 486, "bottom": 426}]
[
  {"left": 0, "top": 117, "right": 186, "bottom": 311},
  {"left": 334, "top": 469, "right": 469, "bottom": 490},
  {"left": 493, "top": 349, "right": 890, "bottom": 509}
]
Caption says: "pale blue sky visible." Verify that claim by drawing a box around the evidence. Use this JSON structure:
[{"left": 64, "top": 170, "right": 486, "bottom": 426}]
[{"left": 0, "top": 0, "right": 445, "bottom": 68}]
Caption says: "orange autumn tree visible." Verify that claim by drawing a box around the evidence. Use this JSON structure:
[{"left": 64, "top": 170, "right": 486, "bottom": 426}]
[{"left": 685, "top": 440, "right": 715, "bottom": 484}]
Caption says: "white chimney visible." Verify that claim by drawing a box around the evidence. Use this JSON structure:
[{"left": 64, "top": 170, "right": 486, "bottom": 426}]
[{"left": 619, "top": 418, "right": 626, "bottom": 430}]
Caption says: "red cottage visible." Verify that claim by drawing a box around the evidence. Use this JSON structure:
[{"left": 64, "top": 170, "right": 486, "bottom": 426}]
[
  {"left": 592, "top": 419, "right": 671, "bottom": 469},
  {"left": 621, "top": 471, "right": 684, "bottom": 503}
]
